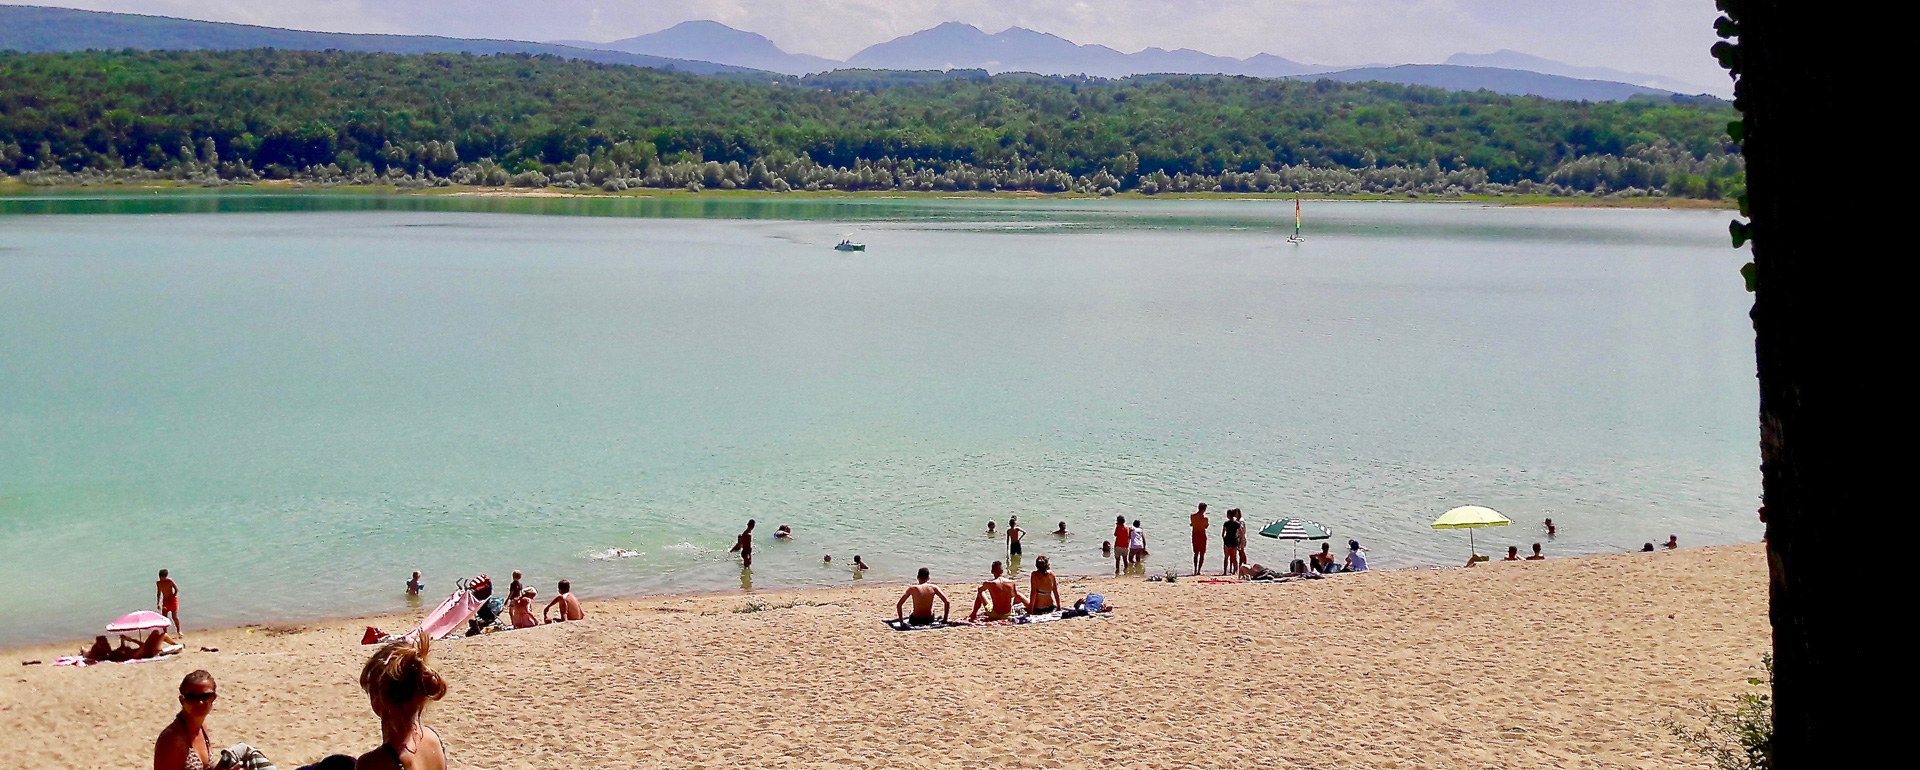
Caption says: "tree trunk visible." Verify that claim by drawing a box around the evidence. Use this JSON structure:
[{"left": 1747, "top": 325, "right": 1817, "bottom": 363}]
[{"left": 1737, "top": 2, "right": 1890, "bottom": 763}]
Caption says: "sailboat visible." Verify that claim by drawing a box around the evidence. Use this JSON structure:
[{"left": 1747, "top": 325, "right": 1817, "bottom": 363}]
[{"left": 1286, "top": 197, "right": 1306, "bottom": 244}]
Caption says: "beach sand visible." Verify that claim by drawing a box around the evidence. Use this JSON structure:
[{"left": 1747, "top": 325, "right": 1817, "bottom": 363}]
[{"left": 2, "top": 544, "right": 1766, "bottom": 769}]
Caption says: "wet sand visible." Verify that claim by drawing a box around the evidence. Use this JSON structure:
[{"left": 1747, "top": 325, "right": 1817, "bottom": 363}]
[{"left": 1, "top": 544, "right": 1765, "bottom": 769}]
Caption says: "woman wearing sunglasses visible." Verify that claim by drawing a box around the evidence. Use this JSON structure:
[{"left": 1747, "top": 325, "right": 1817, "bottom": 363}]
[{"left": 154, "top": 670, "right": 221, "bottom": 770}]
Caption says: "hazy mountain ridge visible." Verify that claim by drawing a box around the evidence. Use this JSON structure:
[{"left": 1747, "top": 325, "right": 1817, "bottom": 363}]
[
  {"left": 3, "top": 7, "right": 1699, "bottom": 101},
  {"left": 0, "top": 5, "right": 765, "bottom": 76}
]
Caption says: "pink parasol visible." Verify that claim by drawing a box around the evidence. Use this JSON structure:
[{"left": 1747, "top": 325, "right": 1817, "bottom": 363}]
[{"left": 106, "top": 610, "right": 172, "bottom": 634}]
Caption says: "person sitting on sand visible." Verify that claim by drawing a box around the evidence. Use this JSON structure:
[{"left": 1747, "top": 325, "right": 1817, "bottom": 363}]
[
  {"left": 155, "top": 669, "right": 221, "bottom": 770},
  {"left": 1664, "top": 535, "right": 1679, "bottom": 550},
  {"left": 510, "top": 589, "right": 540, "bottom": 629},
  {"left": 1527, "top": 543, "right": 1546, "bottom": 560},
  {"left": 406, "top": 571, "right": 424, "bottom": 596},
  {"left": 1504, "top": 546, "right": 1521, "bottom": 561},
  {"left": 895, "top": 567, "right": 952, "bottom": 625},
  {"left": 1464, "top": 553, "right": 1489, "bottom": 567},
  {"left": 1345, "top": 540, "right": 1369, "bottom": 572},
  {"left": 968, "top": 560, "right": 1030, "bottom": 622},
  {"left": 1028, "top": 556, "right": 1061, "bottom": 613},
  {"left": 1052, "top": 521, "right": 1071, "bottom": 536},
  {"left": 1311, "top": 542, "right": 1338, "bottom": 573},
  {"left": 81, "top": 635, "right": 112, "bottom": 663},
  {"left": 356, "top": 638, "right": 450, "bottom": 770},
  {"left": 543, "top": 580, "right": 584, "bottom": 623}
]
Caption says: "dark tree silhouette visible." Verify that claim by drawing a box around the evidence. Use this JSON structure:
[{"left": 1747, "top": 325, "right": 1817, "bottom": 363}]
[{"left": 1727, "top": 2, "right": 1885, "bottom": 764}]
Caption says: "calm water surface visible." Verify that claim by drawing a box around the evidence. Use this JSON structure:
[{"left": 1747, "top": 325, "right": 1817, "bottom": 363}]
[{"left": 0, "top": 195, "right": 1760, "bottom": 646}]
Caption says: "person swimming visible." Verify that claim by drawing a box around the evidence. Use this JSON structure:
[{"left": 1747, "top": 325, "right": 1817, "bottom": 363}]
[
  {"left": 774, "top": 525, "right": 793, "bottom": 539},
  {"left": 853, "top": 555, "right": 869, "bottom": 571},
  {"left": 1052, "top": 522, "right": 1070, "bottom": 536},
  {"left": 406, "top": 571, "right": 424, "bottom": 596}
]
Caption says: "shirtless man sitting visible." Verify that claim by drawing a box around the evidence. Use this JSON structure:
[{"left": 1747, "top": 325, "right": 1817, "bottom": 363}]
[
  {"left": 967, "top": 560, "right": 1029, "bottom": 622},
  {"left": 895, "top": 568, "right": 952, "bottom": 625},
  {"left": 543, "top": 580, "right": 585, "bottom": 623}
]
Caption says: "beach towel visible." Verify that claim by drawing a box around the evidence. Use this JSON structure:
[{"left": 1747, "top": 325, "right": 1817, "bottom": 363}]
[
  {"left": 221, "top": 743, "right": 276, "bottom": 770},
  {"left": 884, "top": 607, "right": 1103, "bottom": 631},
  {"left": 884, "top": 618, "right": 968, "bottom": 631}
]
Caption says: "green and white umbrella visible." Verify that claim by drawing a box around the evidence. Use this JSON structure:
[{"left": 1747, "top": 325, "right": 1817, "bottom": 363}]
[{"left": 1259, "top": 518, "right": 1333, "bottom": 560}]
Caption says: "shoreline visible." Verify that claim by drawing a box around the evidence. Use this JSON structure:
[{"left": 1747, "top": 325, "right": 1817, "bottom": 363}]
[
  {"left": 0, "top": 179, "right": 1737, "bottom": 209},
  {"left": 3, "top": 544, "right": 1769, "bottom": 768},
  {"left": 4, "top": 544, "right": 1733, "bottom": 658}
]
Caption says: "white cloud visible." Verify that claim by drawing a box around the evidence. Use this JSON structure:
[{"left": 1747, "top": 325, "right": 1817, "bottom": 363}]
[{"left": 12, "top": 0, "right": 1731, "bottom": 90}]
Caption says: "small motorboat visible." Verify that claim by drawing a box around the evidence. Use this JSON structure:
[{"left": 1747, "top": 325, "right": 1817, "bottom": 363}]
[{"left": 834, "top": 238, "right": 866, "bottom": 252}]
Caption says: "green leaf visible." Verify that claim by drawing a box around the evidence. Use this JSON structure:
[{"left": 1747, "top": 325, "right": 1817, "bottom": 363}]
[
  {"left": 1740, "top": 262, "right": 1757, "bottom": 292},
  {"left": 1727, "top": 120, "right": 1746, "bottom": 144},
  {"left": 1715, "top": 17, "right": 1740, "bottom": 39},
  {"left": 1738, "top": 194, "right": 1750, "bottom": 218},
  {"left": 1730, "top": 219, "right": 1752, "bottom": 248},
  {"left": 1712, "top": 41, "right": 1744, "bottom": 74}
]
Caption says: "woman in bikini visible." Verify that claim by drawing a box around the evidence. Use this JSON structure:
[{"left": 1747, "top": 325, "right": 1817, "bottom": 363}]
[
  {"left": 356, "top": 638, "right": 451, "bottom": 770},
  {"left": 154, "top": 670, "right": 220, "bottom": 770},
  {"left": 1028, "top": 556, "right": 1061, "bottom": 613}
]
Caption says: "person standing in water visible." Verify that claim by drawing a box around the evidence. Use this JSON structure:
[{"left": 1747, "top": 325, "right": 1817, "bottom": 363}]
[
  {"left": 729, "top": 520, "right": 756, "bottom": 568},
  {"left": 1189, "top": 503, "right": 1210, "bottom": 576},
  {"left": 1112, "top": 515, "right": 1131, "bottom": 573},
  {"left": 1006, "top": 517, "right": 1026, "bottom": 556},
  {"left": 155, "top": 569, "right": 181, "bottom": 635},
  {"left": 356, "top": 638, "right": 450, "bottom": 770},
  {"left": 1128, "top": 520, "right": 1148, "bottom": 566},
  {"left": 1221, "top": 510, "right": 1245, "bottom": 575}
]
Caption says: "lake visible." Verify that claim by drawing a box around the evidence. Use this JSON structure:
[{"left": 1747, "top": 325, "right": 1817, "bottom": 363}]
[{"left": 0, "top": 194, "right": 1760, "bottom": 646}]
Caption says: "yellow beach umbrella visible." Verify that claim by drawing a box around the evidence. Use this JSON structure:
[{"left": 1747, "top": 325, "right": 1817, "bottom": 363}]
[{"left": 1430, "top": 505, "right": 1512, "bottom": 559}]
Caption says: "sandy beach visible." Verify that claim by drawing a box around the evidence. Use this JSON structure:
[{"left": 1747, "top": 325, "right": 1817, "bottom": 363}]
[{"left": 2, "top": 544, "right": 1765, "bottom": 769}]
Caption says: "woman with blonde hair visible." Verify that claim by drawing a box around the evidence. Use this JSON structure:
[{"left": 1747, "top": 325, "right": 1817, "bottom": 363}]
[{"left": 355, "top": 638, "right": 450, "bottom": 770}]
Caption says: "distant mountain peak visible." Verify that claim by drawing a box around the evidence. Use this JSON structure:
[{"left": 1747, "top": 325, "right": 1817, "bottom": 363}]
[{"left": 568, "top": 19, "right": 839, "bottom": 75}]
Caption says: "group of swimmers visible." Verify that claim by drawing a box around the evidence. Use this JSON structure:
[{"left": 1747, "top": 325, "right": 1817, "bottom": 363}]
[{"left": 153, "top": 637, "right": 453, "bottom": 770}]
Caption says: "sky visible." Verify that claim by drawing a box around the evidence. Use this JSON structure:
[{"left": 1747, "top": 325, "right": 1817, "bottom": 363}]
[{"left": 12, "top": 1, "right": 1732, "bottom": 92}]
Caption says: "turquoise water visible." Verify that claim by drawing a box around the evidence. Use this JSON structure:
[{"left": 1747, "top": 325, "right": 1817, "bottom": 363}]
[{"left": 0, "top": 195, "right": 1760, "bottom": 646}]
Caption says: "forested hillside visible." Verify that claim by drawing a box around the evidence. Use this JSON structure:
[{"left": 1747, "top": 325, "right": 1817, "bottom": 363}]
[{"left": 0, "top": 50, "right": 1743, "bottom": 198}]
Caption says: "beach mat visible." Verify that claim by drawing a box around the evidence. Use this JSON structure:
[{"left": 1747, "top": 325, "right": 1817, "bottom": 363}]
[{"left": 884, "top": 609, "right": 1100, "bottom": 631}]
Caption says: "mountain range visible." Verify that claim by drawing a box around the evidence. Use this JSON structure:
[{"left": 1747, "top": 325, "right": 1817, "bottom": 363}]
[
  {"left": 2, "top": 6, "right": 1707, "bottom": 101},
  {"left": 0, "top": 5, "right": 760, "bottom": 76}
]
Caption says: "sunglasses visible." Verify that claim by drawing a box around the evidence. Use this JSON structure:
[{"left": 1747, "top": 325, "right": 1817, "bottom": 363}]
[{"left": 182, "top": 691, "right": 218, "bottom": 703}]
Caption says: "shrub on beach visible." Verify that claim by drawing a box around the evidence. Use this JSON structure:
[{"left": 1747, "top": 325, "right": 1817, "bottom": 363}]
[{"left": 1663, "top": 655, "right": 1773, "bottom": 770}]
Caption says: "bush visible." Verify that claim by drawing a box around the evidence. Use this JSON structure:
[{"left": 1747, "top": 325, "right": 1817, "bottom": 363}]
[{"left": 1664, "top": 656, "right": 1773, "bottom": 770}]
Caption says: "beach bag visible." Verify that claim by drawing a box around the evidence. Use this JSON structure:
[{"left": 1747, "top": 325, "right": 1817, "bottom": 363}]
[{"left": 221, "top": 743, "right": 276, "bottom": 770}]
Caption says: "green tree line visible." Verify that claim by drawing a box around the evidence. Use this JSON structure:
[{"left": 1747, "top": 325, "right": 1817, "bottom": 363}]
[{"left": 0, "top": 49, "right": 1742, "bottom": 198}]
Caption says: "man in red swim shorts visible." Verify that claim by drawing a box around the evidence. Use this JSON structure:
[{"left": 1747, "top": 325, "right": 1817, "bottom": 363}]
[
  {"left": 156, "top": 569, "right": 180, "bottom": 634},
  {"left": 1189, "top": 503, "right": 1209, "bottom": 576}
]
